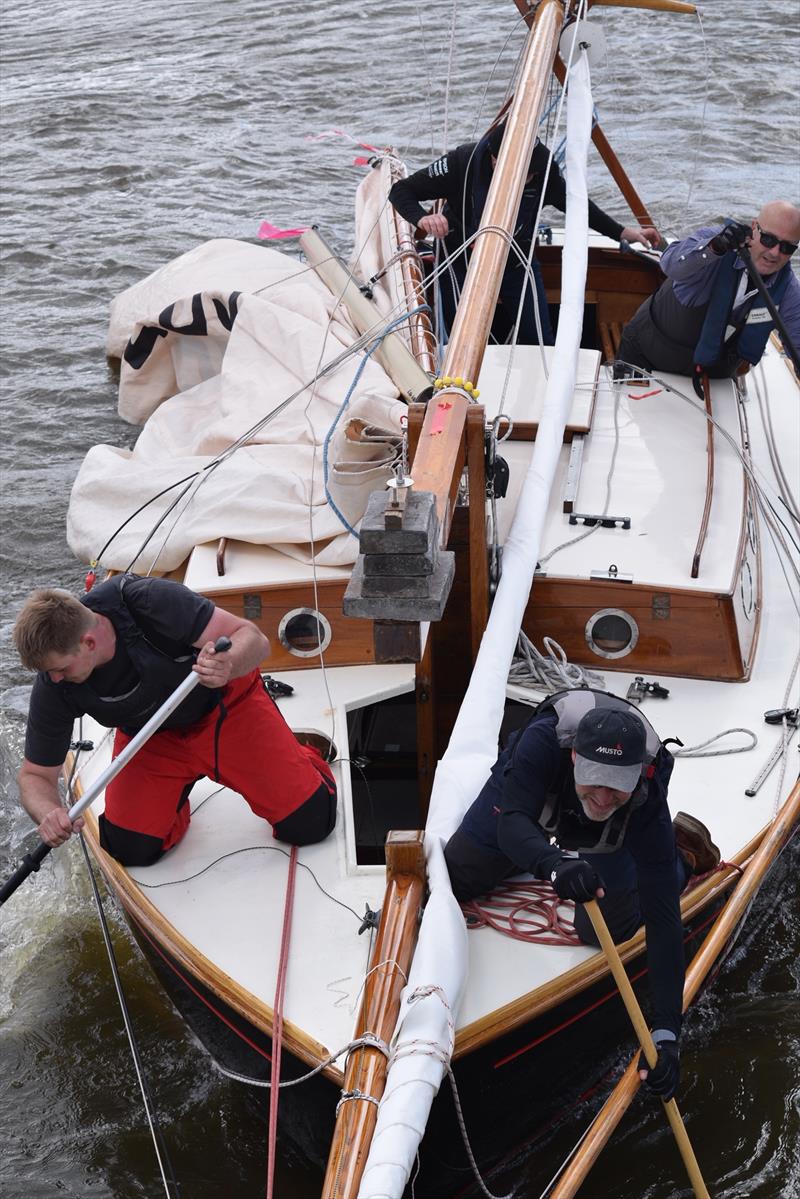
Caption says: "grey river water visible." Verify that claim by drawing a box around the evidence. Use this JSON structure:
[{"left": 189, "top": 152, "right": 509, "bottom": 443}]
[{"left": 1, "top": 1, "right": 798, "bottom": 1196}]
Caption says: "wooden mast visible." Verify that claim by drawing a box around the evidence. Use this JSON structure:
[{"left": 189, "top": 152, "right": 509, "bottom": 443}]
[{"left": 320, "top": 832, "right": 426, "bottom": 1199}]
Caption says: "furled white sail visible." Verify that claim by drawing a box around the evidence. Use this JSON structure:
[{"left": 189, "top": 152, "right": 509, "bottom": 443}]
[
  {"left": 67, "top": 239, "right": 405, "bottom": 574},
  {"left": 357, "top": 50, "right": 596, "bottom": 1198}
]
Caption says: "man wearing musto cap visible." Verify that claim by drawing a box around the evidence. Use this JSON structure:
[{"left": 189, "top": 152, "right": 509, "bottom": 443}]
[{"left": 444, "top": 690, "right": 720, "bottom": 1101}]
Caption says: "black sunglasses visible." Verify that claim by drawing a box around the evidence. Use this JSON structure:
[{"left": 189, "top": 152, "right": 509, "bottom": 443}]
[{"left": 755, "top": 222, "right": 798, "bottom": 256}]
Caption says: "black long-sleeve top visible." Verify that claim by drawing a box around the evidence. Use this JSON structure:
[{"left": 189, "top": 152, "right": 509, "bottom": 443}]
[{"left": 388, "top": 139, "right": 624, "bottom": 266}]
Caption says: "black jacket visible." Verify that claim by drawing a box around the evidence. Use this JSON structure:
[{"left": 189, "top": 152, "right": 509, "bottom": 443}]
[{"left": 389, "top": 136, "right": 624, "bottom": 274}]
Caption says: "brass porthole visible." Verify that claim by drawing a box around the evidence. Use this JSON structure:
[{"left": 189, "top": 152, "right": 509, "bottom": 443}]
[
  {"left": 585, "top": 608, "right": 639, "bottom": 659},
  {"left": 278, "top": 607, "right": 332, "bottom": 658}
]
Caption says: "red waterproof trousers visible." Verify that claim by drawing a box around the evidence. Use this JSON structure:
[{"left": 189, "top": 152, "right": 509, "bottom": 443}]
[{"left": 100, "top": 670, "right": 335, "bottom": 863}]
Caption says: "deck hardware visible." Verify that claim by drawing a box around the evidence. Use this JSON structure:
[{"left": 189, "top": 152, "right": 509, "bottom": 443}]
[
  {"left": 562, "top": 434, "right": 585, "bottom": 513},
  {"left": 652, "top": 593, "right": 671, "bottom": 620},
  {"left": 358, "top": 905, "right": 381, "bottom": 935},
  {"left": 485, "top": 453, "right": 509, "bottom": 500},
  {"left": 590, "top": 566, "right": 633, "bottom": 583},
  {"left": 569, "top": 512, "right": 630, "bottom": 529},
  {"left": 764, "top": 708, "right": 799, "bottom": 726},
  {"left": 626, "top": 676, "right": 670, "bottom": 704},
  {"left": 243, "top": 593, "right": 262, "bottom": 620},
  {"left": 278, "top": 607, "right": 332, "bottom": 657},
  {"left": 70, "top": 739, "right": 95, "bottom": 751},
  {"left": 745, "top": 721, "right": 799, "bottom": 796},
  {"left": 263, "top": 675, "right": 294, "bottom": 699},
  {"left": 585, "top": 608, "right": 639, "bottom": 659}
]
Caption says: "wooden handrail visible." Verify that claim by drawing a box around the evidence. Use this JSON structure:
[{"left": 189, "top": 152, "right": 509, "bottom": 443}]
[
  {"left": 691, "top": 372, "right": 714, "bottom": 578},
  {"left": 549, "top": 778, "right": 800, "bottom": 1198},
  {"left": 408, "top": 0, "right": 565, "bottom": 536},
  {"left": 321, "top": 831, "right": 426, "bottom": 1198}
]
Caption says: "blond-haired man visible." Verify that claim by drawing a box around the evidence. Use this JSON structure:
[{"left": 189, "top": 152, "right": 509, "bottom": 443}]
[{"left": 14, "top": 576, "right": 336, "bottom": 865}]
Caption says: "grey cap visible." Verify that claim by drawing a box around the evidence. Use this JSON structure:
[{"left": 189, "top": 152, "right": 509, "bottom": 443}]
[{"left": 573, "top": 708, "right": 646, "bottom": 794}]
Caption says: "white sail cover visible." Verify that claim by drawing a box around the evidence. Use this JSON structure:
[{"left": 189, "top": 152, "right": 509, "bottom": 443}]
[
  {"left": 67, "top": 237, "right": 406, "bottom": 573},
  {"left": 358, "top": 51, "right": 596, "bottom": 1197}
]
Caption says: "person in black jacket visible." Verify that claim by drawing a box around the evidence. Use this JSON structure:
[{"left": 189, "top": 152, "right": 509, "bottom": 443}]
[
  {"left": 389, "top": 121, "right": 661, "bottom": 344},
  {"left": 444, "top": 690, "right": 719, "bottom": 1100},
  {"left": 13, "top": 577, "right": 337, "bottom": 865}
]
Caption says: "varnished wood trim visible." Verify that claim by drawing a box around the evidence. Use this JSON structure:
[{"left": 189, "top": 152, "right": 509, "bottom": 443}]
[
  {"left": 77, "top": 799, "right": 343, "bottom": 1083},
  {"left": 321, "top": 834, "right": 425, "bottom": 1197},
  {"left": 453, "top": 824, "right": 769, "bottom": 1059},
  {"left": 524, "top": 575, "right": 748, "bottom": 681},
  {"left": 467, "top": 405, "right": 489, "bottom": 661},
  {"left": 690, "top": 377, "right": 714, "bottom": 578}
]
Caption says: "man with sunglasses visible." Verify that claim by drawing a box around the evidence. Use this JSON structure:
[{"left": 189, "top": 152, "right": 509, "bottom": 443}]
[{"left": 615, "top": 199, "right": 800, "bottom": 379}]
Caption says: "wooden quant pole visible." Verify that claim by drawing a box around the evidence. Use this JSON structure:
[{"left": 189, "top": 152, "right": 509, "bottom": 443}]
[
  {"left": 321, "top": 831, "right": 426, "bottom": 1199},
  {"left": 584, "top": 900, "right": 711, "bottom": 1199},
  {"left": 550, "top": 779, "right": 800, "bottom": 1198}
]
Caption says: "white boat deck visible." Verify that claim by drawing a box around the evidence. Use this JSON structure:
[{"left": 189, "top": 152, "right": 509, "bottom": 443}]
[
  {"left": 492, "top": 358, "right": 746, "bottom": 593},
  {"left": 73, "top": 343, "right": 799, "bottom": 1057}
]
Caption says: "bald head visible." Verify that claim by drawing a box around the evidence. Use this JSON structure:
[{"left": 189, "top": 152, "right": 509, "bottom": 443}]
[{"left": 750, "top": 200, "right": 800, "bottom": 274}]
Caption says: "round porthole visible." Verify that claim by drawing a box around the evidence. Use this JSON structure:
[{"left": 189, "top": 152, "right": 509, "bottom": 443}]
[
  {"left": 585, "top": 608, "right": 639, "bottom": 659},
  {"left": 278, "top": 608, "right": 332, "bottom": 658}
]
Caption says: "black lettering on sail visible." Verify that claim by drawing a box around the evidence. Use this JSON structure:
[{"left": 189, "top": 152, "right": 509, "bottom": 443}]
[
  {"left": 157, "top": 292, "right": 208, "bottom": 336},
  {"left": 212, "top": 291, "right": 241, "bottom": 331},
  {"left": 123, "top": 324, "right": 168, "bottom": 370}
]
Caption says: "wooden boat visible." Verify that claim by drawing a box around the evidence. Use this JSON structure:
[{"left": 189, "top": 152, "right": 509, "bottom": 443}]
[{"left": 15, "top": 1, "right": 798, "bottom": 1195}]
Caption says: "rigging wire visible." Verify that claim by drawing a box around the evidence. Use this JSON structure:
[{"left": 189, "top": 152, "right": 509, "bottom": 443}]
[{"left": 65, "top": 736, "right": 180, "bottom": 1199}]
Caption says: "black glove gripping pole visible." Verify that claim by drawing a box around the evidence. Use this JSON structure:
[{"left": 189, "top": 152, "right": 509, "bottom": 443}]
[
  {"left": 0, "top": 635, "right": 231, "bottom": 906},
  {"left": 735, "top": 238, "right": 800, "bottom": 377}
]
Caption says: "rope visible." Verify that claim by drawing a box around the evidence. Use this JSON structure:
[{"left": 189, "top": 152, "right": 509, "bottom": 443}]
[
  {"left": 672, "top": 728, "right": 758, "bottom": 758},
  {"left": 509, "top": 632, "right": 605, "bottom": 694},
  {"left": 462, "top": 879, "right": 582, "bottom": 946},
  {"left": 62, "top": 733, "right": 182, "bottom": 1196},
  {"left": 320, "top": 306, "right": 430, "bottom": 537},
  {"left": 266, "top": 844, "right": 298, "bottom": 1199},
  {"left": 212, "top": 1032, "right": 390, "bottom": 1089}
]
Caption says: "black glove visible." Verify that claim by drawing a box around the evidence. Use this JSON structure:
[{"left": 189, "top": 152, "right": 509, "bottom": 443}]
[
  {"left": 638, "top": 1036, "right": 680, "bottom": 1100},
  {"left": 709, "top": 221, "right": 751, "bottom": 256},
  {"left": 549, "top": 858, "right": 602, "bottom": 903}
]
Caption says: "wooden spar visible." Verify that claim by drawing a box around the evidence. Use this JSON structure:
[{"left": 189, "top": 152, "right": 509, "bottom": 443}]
[
  {"left": 320, "top": 831, "right": 426, "bottom": 1199},
  {"left": 585, "top": 901, "right": 711, "bottom": 1199},
  {"left": 299, "top": 227, "right": 431, "bottom": 403},
  {"left": 691, "top": 372, "right": 715, "bottom": 578},
  {"left": 591, "top": 0, "right": 696, "bottom": 13},
  {"left": 386, "top": 162, "right": 438, "bottom": 377},
  {"left": 408, "top": 0, "right": 565, "bottom": 535},
  {"left": 549, "top": 779, "right": 800, "bottom": 1199}
]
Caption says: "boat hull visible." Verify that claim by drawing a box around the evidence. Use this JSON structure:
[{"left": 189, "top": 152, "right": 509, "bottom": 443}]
[{"left": 106, "top": 852, "right": 759, "bottom": 1197}]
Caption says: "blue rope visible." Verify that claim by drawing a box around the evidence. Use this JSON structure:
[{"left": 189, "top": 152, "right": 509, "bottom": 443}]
[{"left": 322, "top": 307, "right": 431, "bottom": 537}]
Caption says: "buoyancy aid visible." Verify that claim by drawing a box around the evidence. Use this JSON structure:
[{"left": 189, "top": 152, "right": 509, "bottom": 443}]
[
  {"left": 507, "top": 689, "right": 672, "bottom": 855},
  {"left": 694, "top": 243, "right": 792, "bottom": 369},
  {"left": 62, "top": 575, "right": 221, "bottom": 734}
]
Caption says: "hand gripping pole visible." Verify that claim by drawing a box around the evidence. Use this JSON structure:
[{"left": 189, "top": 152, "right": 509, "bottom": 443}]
[{"left": 0, "top": 636, "right": 232, "bottom": 906}]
